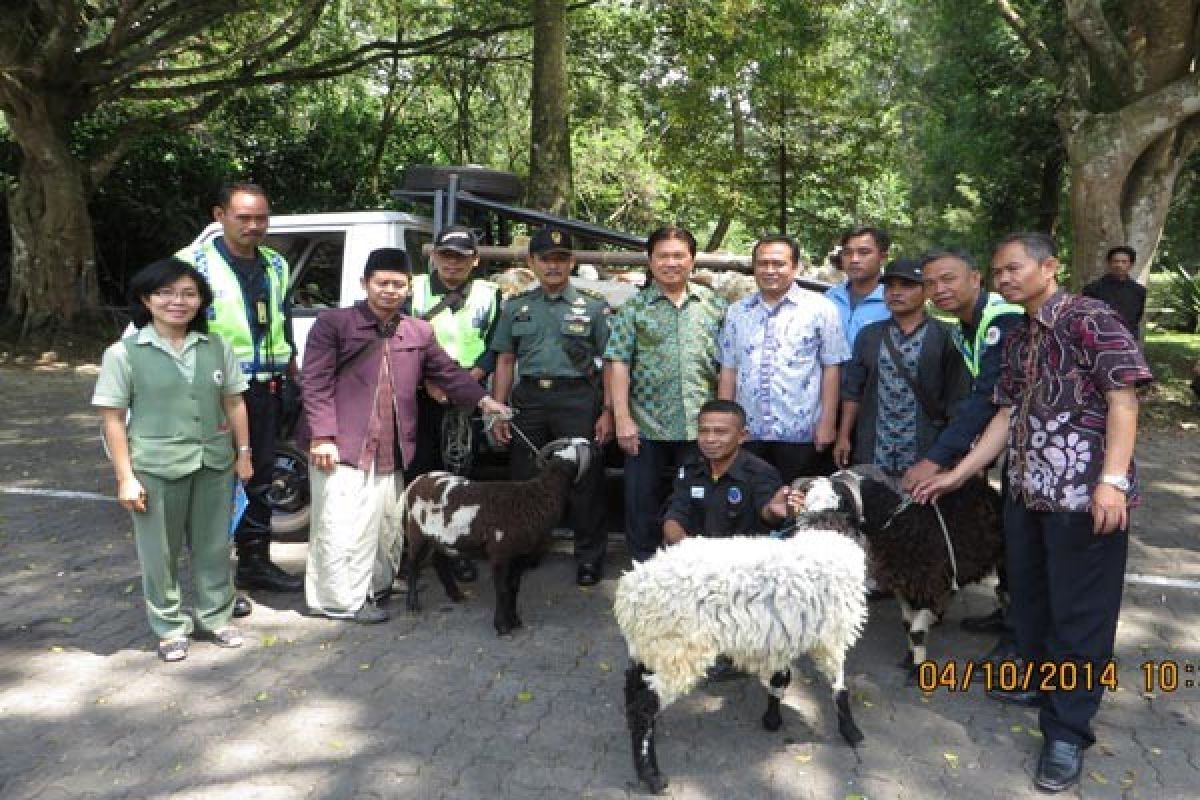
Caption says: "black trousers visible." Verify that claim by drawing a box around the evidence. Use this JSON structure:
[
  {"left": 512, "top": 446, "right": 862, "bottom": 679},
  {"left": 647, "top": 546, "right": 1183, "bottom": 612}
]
[
  {"left": 237, "top": 381, "right": 282, "bottom": 556},
  {"left": 509, "top": 380, "right": 607, "bottom": 565},
  {"left": 1004, "top": 498, "right": 1128, "bottom": 747},
  {"left": 744, "top": 440, "right": 834, "bottom": 484},
  {"left": 622, "top": 438, "right": 693, "bottom": 562}
]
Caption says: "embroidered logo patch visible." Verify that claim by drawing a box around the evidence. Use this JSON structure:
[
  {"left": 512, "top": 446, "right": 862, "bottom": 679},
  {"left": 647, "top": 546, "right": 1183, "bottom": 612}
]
[
  {"left": 985, "top": 325, "right": 1002, "bottom": 346},
  {"left": 727, "top": 486, "right": 743, "bottom": 505},
  {"left": 212, "top": 369, "right": 224, "bottom": 385}
]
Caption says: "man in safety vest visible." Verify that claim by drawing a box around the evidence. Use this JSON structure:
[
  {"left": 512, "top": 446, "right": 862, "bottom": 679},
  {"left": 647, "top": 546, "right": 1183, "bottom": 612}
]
[
  {"left": 406, "top": 225, "right": 503, "bottom": 582},
  {"left": 176, "top": 183, "right": 303, "bottom": 596},
  {"left": 906, "top": 248, "right": 1023, "bottom": 636}
]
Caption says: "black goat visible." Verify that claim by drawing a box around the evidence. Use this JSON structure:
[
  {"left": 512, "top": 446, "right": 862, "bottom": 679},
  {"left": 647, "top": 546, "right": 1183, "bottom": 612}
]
[
  {"left": 818, "top": 465, "right": 1004, "bottom": 678},
  {"left": 402, "top": 437, "right": 593, "bottom": 635}
]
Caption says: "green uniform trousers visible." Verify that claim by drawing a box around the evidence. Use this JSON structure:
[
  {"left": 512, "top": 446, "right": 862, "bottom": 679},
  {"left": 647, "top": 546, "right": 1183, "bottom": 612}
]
[{"left": 130, "top": 466, "right": 236, "bottom": 639}]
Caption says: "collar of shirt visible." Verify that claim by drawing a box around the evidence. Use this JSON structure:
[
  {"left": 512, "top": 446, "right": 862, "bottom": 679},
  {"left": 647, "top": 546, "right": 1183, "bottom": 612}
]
[
  {"left": 644, "top": 281, "right": 704, "bottom": 306},
  {"left": 430, "top": 271, "right": 473, "bottom": 297},
  {"left": 828, "top": 280, "right": 885, "bottom": 305},
  {"left": 135, "top": 325, "right": 207, "bottom": 357},
  {"left": 749, "top": 282, "right": 807, "bottom": 312},
  {"left": 1030, "top": 288, "right": 1069, "bottom": 330},
  {"left": 353, "top": 300, "right": 405, "bottom": 335},
  {"left": 687, "top": 449, "right": 755, "bottom": 483},
  {"left": 542, "top": 284, "right": 581, "bottom": 304}
]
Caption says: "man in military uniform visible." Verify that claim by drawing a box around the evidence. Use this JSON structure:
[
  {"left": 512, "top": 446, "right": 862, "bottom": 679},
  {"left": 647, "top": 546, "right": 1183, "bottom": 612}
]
[
  {"left": 408, "top": 225, "right": 503, "bottom": 583},
  {"left": 663, "top": 399, "right": 796, "bottom": 544},
  {"left": 176, "top": 183, "right": 302, "bottom": 597},
  {"left": 490, "top": 226, "right": 613, "bottom": 586}
]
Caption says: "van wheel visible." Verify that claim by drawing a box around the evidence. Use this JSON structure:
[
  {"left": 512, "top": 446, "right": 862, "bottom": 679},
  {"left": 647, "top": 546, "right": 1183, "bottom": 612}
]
[
  {"left": 402, "top": 165, "right": 523, "bottom": 203},
  {"left": 269, "top": 442, "right": 310, "bottom": 541}
]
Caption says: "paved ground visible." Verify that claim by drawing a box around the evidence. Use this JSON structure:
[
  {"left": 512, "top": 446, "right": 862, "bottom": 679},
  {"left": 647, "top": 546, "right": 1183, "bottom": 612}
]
[{"left": 1, "top": 366, "right": 1197, "bottom": 800}]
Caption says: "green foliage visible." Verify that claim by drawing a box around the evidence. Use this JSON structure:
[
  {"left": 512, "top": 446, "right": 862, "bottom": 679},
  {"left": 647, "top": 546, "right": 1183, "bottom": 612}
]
[{"left": 901, "top": 0, "right": 1064, "bottom": 261}]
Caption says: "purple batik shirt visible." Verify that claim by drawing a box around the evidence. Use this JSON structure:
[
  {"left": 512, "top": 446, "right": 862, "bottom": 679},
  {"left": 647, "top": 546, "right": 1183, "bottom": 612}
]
[{"left": 994, "top": 290, "right": 1152, "bottom": 512}]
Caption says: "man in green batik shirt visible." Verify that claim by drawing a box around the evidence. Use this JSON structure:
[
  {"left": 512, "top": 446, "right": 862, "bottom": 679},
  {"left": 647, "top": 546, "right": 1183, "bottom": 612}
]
[{"left": 605, "top": 225, "right": 727, "bottom": 561}]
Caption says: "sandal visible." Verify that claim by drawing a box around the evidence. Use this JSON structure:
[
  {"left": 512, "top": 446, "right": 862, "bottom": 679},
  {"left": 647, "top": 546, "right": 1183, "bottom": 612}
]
[
  {"left": 208, "top": 626, "right": 244, "bottom": 648},
  {"left": 157, "top": 637, "right": 189, "bottom": 662}
]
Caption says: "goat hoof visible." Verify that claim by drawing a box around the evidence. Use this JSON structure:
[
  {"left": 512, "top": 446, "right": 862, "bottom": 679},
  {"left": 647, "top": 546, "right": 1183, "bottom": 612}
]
[
  {"left": 762, "top": 709, "right": 783, "bottom": 732},
  {"left": 838, "top": 718, "right": 865, "bottom": 746},
  {"left": 897, "top": 650, "right": 915, "bottom": 670}
]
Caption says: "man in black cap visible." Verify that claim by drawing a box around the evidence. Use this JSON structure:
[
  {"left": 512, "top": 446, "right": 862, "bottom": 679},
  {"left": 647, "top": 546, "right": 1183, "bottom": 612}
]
[
  {"left": 835, "top": 258, "right": 970, "bottom": 476},
  {"left": 490, "top": 227, "right": 614, "bottom": 586},
  {"left": 407, "top": 225, "right": 503, "bottom": 582}
]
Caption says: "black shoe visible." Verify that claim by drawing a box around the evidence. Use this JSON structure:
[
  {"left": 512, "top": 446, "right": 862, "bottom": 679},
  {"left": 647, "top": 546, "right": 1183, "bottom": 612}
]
[
  {"left": 576, "top": 562, "right": 602, "bottom": 587},
  {"left": 236, "top": 557, "right": 303, "bottom": 593},
  {"left": 451, "top": 557, "right": 478, "bottom": 583},
  {"left": 961, "top": 607, "right": 1008, "bottom": 634},
  {"left": 1035, "top": 739, "right": 1083, "bottom": 793},
  {"left": 866, "top": 588, "right": 891, "bottom": 603},
  {"left": 232, "top": 594, "right": 253, "bottom": 618},
  {"left": 352, "top": 599, "right": 389, "bottom": 625},
  {"left": 987, "top": 685, "right": 1041, "bottom": 707}
]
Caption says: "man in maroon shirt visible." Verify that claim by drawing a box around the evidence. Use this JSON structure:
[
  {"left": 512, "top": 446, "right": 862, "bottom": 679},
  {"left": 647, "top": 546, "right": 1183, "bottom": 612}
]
[
  {"left": 300, "top": 249, "right": 511, "bottom": 623},
  {"left": 915, "top": 232, "right": 1151, "bottom": 794}
]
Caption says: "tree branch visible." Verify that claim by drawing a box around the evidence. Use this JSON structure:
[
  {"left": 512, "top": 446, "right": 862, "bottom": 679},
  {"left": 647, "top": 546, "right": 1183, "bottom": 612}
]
[
  {"left": 991, "top": 0, "right": 1059, "bottom": 78},
  {"left": 1064, "top": 0, "right": 1132, "bottom": 93},
  {"left": 118, "top": 17, "right": 538, "bottom": 101}
]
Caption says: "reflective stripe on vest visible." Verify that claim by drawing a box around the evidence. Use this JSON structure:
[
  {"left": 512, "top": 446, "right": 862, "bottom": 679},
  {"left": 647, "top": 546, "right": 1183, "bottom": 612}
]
[
  {"left": 411, "top": 274, "right": 498, "bottom": 368},
  {"left": 177, "top": 240, "right": 292, "bottom": 376},
  {"left": 951, "top": 293, "right": 1024, "bottom": 378}
]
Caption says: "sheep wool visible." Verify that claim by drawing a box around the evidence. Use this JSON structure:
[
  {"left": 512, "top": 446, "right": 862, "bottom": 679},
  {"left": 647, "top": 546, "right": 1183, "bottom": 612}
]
[
  {"left": 614, "top": 529, "right": 868, "bottom": 793},
  {"left": 615, "top": 530, "right": 866, "bottom": 706}
]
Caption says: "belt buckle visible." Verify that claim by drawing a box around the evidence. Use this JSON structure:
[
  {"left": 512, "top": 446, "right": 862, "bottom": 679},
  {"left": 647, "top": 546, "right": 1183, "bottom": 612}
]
[{"left": 537, "top": 378, "right": 554, "bottom": 390}]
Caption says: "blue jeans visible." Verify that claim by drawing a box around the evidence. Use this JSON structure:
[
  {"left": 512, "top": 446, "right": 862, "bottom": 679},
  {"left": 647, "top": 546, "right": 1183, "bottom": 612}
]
[{"left": 623, "top": 439, "right": 693, "bottom": 561}]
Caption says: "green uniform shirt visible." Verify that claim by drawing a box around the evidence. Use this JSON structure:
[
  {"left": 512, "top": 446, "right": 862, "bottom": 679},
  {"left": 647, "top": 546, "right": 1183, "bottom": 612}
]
[
  {"left": 604, "top": 281, "right": 727, "bottom": 441},
  {"left": 93, "top": 327, "right": 249, "bottom": 406},
  {"left": 492, "top": 284, "right": 610, "bottom": 378}
]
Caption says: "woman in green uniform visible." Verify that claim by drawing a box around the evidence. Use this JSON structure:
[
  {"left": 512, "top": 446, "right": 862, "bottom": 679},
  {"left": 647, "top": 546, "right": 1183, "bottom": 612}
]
[{"left": 93, "top": 258, "right": 254, "bottom": 662}]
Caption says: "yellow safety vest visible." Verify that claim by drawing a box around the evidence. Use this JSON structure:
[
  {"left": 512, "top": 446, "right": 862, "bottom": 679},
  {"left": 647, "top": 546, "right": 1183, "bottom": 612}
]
[
  {"left": 176, "top": 239, "right": 292, "bottom": 377},
  {"left": 950, "top": 292, "right": 1023, "bottom": 378},
  {"left": 411, "top": 274, "right": 498, "bottom": 369}
]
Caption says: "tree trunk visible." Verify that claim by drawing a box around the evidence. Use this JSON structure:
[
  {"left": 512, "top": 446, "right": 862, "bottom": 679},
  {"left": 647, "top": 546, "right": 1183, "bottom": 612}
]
[
  {"left": 528, "top": 0, "right": 572, "bottom": 214},
  {"left": 1062, "top": 111, "right": 1198, "bottom": 288},
  {"left": 4, "top": 128, "right": 98, "bottom": 331}
]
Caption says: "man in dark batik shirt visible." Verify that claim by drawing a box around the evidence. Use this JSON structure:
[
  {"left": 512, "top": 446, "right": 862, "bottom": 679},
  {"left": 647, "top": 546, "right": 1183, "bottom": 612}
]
[{"left": 915, "top": 232, "right": 1152, "bottom": 795}]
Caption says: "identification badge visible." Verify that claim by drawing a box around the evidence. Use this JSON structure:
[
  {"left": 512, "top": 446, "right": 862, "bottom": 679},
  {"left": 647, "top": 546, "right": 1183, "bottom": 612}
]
[
  {"left": 561, "top": 314, "right": 592, "bottom": 337},
  {"left": 256, "top": 300, "right": 268, "bottom": 325},
  {"left": 690, "top": 486, "right": 705, "bottom": 499}
]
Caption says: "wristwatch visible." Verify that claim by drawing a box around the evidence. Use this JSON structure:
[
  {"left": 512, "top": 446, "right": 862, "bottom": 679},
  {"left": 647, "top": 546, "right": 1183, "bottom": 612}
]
[{"left": 1100, "top": 474, "right": 1131, "bottom": 492}]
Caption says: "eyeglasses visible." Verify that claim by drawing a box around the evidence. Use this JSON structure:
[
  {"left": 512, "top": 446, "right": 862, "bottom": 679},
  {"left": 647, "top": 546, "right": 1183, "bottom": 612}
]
[{"left": 152, "top": 288, "right": 202, "bottom": 301}]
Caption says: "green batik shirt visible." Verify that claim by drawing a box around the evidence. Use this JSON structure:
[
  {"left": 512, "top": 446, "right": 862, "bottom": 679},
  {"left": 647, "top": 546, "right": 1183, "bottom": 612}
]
[{"left": 604, "top": 281, "right": 727, "bottom": 441}]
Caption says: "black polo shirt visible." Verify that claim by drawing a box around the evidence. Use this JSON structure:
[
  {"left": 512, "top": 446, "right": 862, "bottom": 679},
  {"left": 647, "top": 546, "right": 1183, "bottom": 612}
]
[{"left": 663, "top": 450, "right": 783, "bottom": 538}]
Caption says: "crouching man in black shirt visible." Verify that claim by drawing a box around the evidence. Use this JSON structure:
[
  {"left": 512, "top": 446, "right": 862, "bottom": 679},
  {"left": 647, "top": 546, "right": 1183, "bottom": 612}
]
[{"left": 662, "top": 399, "right": 797, "bottom": 544}]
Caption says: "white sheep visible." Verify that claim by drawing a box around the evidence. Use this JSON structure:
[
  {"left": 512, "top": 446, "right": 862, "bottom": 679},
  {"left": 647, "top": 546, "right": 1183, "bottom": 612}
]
[{"left": 614, "top": 527, "right": 868, "bottom": 794}]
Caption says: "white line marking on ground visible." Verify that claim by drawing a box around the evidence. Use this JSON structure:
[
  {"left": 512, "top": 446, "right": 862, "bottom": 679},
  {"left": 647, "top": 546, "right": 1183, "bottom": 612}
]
[
  {"left": 1124, "top": 573, "right": 1200, "bottom": 591},
  {"left": 0, "top": 487, "right": 115, "bottom": 503}
]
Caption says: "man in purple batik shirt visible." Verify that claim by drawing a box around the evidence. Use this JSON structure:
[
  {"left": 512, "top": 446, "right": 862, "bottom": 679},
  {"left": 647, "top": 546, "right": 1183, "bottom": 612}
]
[{"left": 915, "top": 232, "right": 1151, "bottom": 795}]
